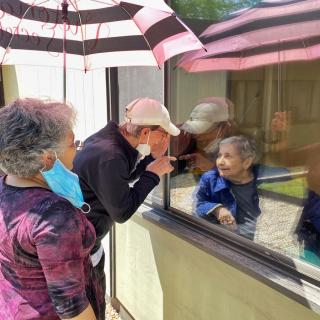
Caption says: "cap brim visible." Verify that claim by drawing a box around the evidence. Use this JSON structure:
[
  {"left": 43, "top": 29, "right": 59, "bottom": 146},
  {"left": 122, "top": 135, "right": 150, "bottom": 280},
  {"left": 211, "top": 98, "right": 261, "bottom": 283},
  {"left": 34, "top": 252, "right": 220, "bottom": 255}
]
[
  {"left": 162, "top": 122, "right": 180, "bottom": 136},
  {"left": 180, "top": 120, "right": 213, "bottom": 134}
]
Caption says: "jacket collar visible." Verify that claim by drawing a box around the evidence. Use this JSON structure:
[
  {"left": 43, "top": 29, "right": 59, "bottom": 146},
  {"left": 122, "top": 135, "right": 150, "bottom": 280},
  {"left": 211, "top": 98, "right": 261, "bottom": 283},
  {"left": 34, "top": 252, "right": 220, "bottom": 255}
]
[
  {"left": 104, "top": 122, "right": 139, "bottom": 169},
  {"left": 213, "top": 165, "right": 260, "bottom": 193},
  {"left": 213, "top": 173, "right": 230, "bottom": 192}
]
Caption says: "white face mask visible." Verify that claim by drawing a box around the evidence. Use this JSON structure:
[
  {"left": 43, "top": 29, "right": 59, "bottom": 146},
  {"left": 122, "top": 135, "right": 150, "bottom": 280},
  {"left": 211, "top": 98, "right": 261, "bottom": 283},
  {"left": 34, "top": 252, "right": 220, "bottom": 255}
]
[
  {"left": 136, "top": 131, "right": 151, "bottom": 159},
  {"left": 202, "top": 125, "right": 223, "bottom": 156}
]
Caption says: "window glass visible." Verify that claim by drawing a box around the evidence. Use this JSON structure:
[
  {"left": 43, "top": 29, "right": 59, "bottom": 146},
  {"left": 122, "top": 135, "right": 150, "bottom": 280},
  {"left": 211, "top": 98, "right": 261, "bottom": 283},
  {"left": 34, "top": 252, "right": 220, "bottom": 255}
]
[
  {"left": 170, "top": 0, "right": 320, "bottom": 269},
  {"left": 117, "top": 66, "right": 164, "bottom": 206}
]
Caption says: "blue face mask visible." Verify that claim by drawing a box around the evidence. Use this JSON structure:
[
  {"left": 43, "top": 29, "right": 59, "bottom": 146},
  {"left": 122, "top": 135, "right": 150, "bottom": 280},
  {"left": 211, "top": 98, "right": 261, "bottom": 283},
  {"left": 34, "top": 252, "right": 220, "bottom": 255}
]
[{"left": 41, "top": 158, "right": 90, "bottom": 213}]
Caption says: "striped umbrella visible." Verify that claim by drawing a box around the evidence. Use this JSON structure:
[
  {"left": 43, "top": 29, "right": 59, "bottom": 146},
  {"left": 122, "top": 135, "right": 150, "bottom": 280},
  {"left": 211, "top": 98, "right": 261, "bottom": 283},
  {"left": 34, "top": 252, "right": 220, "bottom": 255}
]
[
  {"left": 0, "top": 0, "right": 203, "bottom": 98},
  {"left": 178, "top": 0, "right": 320, "bottom": 72}
]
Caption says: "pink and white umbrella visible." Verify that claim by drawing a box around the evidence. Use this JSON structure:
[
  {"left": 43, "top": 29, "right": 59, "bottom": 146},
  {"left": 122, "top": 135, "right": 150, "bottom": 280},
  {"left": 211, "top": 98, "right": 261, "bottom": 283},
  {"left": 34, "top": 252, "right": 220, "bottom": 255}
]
[
  {"left": 178, "top": 0, "right": 320, "bottom": 72},
  {"left": 0, "top": 0, "right": 203, "bottom": 98}
]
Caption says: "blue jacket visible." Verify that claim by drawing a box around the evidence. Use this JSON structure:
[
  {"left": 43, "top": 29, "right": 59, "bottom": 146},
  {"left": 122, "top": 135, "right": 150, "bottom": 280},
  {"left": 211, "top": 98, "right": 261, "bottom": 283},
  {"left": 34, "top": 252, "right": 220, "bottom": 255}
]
[
  {"left": 297, "top": 190, "right": 320, "bottom": 235},
  {"left": 196, "top": 165, "right": 289, "bottom": 223}
]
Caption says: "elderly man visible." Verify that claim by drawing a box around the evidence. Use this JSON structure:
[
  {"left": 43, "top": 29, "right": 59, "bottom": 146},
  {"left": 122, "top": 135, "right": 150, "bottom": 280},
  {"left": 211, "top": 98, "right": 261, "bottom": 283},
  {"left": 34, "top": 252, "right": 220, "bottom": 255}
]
[
  {"left": 173, "top": 97, "right": 237, "bottom": 174},
  {"left": 73, "top": 97, "right": 179, "bottom": 315}
]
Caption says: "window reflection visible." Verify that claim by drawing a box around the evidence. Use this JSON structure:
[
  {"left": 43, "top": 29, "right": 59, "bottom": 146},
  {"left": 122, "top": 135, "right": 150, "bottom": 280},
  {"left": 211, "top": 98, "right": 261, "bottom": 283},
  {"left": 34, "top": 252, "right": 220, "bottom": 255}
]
[
  {"left": 196, "top": 136, "right": 260, "bottom": 240},
  {"left": 168, "top": 0, "right": 320, "bottom": 270},
  {"left": 169, "top": 60, "right": 320, "bottom": 269},
  {"left": 172, "top": 97, "right": 237, "bottom": 175}
]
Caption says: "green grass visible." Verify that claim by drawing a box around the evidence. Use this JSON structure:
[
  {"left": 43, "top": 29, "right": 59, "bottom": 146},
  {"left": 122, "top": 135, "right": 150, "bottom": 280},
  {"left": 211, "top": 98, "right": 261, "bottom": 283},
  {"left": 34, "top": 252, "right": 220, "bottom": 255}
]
[{"left": 259, "top": 177, "right": 307, "bottom": 199}]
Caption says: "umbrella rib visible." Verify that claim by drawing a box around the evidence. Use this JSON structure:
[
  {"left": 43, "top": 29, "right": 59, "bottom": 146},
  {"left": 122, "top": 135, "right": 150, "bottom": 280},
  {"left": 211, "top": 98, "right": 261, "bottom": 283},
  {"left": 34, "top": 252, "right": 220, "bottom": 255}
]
[
  {"left": 1, "top": 0, "right": 50, "bottom": 65},
  {"left": 110, "top": 0, "right": 161, "bottom": 68},
  {"left": 68, "top": 0, "right": 88, "bottom": 72}
]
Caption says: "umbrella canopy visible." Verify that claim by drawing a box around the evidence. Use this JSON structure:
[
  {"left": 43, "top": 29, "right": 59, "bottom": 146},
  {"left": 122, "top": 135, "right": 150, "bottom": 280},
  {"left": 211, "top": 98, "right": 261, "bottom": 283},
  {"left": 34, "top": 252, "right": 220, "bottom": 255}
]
[
  {"left": 0, "top": 0, "right": 203, "bottom": 70},
  {"left": 178, "top": 0, "right": 320, "bottom": 72}
]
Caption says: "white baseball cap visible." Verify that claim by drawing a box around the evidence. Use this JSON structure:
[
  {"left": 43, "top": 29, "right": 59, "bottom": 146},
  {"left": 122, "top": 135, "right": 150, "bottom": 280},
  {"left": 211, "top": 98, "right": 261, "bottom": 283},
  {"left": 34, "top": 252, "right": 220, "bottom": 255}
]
[
  {"left": 181, "top": 99, "right": 231, "bottom": 134},
  {"left": 125, "top": 98, "right": 180, "bottom": 136}
]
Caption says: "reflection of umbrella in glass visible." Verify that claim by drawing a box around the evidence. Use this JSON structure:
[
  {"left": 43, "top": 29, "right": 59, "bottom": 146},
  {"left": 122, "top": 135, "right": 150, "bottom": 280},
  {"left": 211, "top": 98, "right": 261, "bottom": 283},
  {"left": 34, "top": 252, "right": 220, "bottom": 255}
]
[
  {"left": 178, "top": 0, "right": 320, "bottom": 72},
  {"left": 0, "top": 0, "right": 203, "bottom": 98}
]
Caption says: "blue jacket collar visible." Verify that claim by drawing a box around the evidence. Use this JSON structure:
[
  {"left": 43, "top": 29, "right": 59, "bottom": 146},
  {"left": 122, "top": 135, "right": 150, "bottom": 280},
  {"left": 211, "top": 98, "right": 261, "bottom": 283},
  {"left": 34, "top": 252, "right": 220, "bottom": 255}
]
[{"left": 213, "top": 165, "right": 260, "bottom": 193}]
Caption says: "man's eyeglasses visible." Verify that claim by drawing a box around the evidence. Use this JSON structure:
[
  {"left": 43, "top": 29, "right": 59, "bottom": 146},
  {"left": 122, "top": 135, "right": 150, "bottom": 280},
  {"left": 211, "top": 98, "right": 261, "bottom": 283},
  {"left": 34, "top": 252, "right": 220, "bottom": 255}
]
[{"left": 154, "top": 128, "right": 168, "bottom": 138}]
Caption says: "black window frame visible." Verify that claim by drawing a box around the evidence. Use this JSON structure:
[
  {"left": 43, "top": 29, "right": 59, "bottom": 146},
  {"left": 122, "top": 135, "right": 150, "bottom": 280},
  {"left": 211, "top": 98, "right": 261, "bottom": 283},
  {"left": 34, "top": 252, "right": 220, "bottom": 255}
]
[
  {"left": 107, "top": 55, "right": 320, "bottom": 316},
  {"left": 161, "top": 55, "right": 320, "bottom": 314}
]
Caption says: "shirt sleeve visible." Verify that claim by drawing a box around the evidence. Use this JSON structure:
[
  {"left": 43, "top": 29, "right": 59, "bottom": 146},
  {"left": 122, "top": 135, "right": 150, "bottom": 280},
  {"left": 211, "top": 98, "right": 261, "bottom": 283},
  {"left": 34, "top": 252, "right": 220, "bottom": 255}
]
[
  {"left": 89, "top": 157, "right": 159, "bottom": 223},
  {"left": 32, "top": 199, "right": 90, "bottom": 319},
  {"left": 128, "top": 155, "right": 154, "bottom": 181}
]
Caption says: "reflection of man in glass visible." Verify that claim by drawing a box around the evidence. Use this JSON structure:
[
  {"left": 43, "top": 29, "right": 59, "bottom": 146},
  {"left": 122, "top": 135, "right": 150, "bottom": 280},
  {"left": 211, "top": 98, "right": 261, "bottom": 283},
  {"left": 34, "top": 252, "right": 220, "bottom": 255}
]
[
  {"left": 172, "top": 97, "right": 237, "bottom": 174},
  {"left": 267, "top": 112, "right": 320, "bottom": 265},
  {"left": 290, "top": 144, "right": 320, "bottom": 266},
  {"left": 196, "top": 136, "right": 260, "bottom": 240}
]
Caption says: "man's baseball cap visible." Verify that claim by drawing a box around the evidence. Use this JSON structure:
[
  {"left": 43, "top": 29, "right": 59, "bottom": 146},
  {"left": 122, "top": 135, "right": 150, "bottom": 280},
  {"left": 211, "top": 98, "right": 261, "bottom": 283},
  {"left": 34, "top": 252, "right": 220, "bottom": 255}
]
[
  {"left": 180, "top": 97, "right": 232, "bottom": 134},
  {"left": 125, "top": 98, "right": 180, "bottom": 136}
]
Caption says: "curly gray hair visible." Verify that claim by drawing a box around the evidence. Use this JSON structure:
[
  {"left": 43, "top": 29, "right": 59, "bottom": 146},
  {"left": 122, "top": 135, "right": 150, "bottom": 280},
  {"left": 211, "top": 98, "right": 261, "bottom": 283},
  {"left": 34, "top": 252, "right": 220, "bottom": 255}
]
[
  {"left": 219, "top": 135, "right": 257, "bottom": 162},
  {"left": 0, "top": 98, "right": 76, "bottom": 177}
]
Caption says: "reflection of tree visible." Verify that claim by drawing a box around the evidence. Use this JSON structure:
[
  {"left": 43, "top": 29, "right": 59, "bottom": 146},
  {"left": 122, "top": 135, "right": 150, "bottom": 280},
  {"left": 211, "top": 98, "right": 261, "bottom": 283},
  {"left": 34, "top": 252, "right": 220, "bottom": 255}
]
[{"left": 172, "top": 0, "right": 261, "bottom": 21}]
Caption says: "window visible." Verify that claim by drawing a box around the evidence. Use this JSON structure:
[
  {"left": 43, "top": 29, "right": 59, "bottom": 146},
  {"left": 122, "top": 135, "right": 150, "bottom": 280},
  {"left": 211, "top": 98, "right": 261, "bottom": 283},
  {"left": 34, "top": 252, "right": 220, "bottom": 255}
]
[
  {"left": 0, "top": 67, "right": 5, "bottom": 107},
  {"left": 168, "top": 0, "right": 320, "bottom": 271},
  {"left": 117, "top": 66, "right": 165, "bottom": 206}
]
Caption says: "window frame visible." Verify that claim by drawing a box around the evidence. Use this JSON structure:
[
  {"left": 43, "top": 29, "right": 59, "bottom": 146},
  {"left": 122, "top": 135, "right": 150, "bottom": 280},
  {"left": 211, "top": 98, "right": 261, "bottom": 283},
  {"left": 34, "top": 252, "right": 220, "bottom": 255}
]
[
  {"left": 160, "top": 57, "right": 320, "bottom": 313},
  {"left": 142, "top": 203, "right": 320, "bottom": 313}
]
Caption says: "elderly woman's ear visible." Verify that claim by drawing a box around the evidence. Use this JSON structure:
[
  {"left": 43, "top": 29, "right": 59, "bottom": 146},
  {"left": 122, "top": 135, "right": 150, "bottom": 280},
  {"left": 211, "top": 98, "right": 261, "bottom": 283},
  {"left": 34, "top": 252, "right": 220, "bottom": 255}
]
[
  {"left": 243, "top": 157, "right": 254, "bottom": 170},
  {"left": 41, "top": 153, "right": 56, "bottom": 170}
]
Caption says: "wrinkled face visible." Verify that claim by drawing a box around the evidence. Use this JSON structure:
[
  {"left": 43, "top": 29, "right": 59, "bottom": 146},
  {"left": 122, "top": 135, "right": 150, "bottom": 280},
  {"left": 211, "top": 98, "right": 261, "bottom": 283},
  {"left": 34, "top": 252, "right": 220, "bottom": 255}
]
[
  {"left": 216, "top": 143, "right": 252, "bottom": 182},
  {"left": 58, "top": 130, "right": 77, "bottom": 170}
]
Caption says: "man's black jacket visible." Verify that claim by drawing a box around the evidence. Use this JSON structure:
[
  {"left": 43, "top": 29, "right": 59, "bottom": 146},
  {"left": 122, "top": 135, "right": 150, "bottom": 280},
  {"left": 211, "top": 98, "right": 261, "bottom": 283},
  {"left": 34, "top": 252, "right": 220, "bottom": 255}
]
[{"left": 73, "top": 122, "right": 160, "bottom": 253}]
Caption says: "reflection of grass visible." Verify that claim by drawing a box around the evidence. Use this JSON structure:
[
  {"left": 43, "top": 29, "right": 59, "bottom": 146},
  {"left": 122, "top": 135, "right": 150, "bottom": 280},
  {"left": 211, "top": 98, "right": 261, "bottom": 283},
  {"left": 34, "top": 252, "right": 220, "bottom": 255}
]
[{"left": 259, "top": 177, "right": 307, "bottom": 199}]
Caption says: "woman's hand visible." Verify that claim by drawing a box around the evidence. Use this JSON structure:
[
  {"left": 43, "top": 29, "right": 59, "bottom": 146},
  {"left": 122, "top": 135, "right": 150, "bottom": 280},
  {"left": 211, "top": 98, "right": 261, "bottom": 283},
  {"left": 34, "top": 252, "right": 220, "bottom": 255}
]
[{"left": 214, "top": 207, "right": 237, "bottom": 231}]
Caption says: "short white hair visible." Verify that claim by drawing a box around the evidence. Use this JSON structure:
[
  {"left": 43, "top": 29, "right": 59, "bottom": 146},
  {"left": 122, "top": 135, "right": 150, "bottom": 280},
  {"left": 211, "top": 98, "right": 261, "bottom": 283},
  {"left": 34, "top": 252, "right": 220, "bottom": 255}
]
[{"left": 219, "top": 135, "right": 256, "bottom": 161}]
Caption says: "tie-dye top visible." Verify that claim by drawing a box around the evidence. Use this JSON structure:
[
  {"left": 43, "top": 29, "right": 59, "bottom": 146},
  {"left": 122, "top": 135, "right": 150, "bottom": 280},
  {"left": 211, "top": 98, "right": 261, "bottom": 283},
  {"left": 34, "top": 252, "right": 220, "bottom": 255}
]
[{"left": 0, "top": 176, "right": 103, "bottom": 319}]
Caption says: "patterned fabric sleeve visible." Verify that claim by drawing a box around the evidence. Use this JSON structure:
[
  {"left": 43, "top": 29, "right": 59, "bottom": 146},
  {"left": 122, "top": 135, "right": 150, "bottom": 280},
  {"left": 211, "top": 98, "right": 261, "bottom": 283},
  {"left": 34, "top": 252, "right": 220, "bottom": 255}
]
[{"left": 32, "top": 199, "right": 90, "bottom": 318}]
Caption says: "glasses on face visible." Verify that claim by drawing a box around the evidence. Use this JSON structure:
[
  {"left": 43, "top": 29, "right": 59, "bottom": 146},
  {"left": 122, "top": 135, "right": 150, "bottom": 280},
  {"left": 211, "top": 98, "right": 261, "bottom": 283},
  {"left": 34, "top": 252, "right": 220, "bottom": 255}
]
[
  {"left": 154, "top": 128, "right": 168, "bottom": 138},
  {"left": 71, "top": 140, "right": 84, "bottom": 151}
]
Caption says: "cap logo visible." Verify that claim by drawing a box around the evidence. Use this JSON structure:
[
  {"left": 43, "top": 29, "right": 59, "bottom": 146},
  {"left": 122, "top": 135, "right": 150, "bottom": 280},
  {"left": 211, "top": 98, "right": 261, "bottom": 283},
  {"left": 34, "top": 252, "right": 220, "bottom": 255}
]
[{"left": 125, "top": 107, "right": 131, "bottom": 122}]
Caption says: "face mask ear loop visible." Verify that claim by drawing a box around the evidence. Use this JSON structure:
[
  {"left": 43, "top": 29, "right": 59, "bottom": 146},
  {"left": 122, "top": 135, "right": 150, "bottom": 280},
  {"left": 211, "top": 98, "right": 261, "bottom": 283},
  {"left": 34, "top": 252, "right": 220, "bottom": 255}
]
[
  {"left": 146, "top": 131, "right": 150, "bottom": 145},
  {"left": 138, "top": 130, "right": 150, "bottom": 145},
  {"left": 80, "top": 202, "right": 91, "bottom": 214},
  {"left": 40, "top": 151, "right": 58, "bottom": 173},
  {"left": 215, "top": 125, "right": 223, "bottom": 140}
]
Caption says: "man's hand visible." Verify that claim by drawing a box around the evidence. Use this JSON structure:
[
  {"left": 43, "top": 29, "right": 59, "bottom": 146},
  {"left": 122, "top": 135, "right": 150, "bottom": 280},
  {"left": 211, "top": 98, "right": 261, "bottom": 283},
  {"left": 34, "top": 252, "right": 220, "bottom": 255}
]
[
  {"left": 151, "top": 136, "right": 169, "bottom": 159},
  {"left": 179, "top": 153, "right": 214, "bottom": 171},
  {"left": 146, "top": 156, "right": 176, "bottom": 177},
  {"left": 271, "top": 111, "right": 290, "bottom": 133},
  {"left": 214, "top": 207, "right": 237, "bottom": 230}
]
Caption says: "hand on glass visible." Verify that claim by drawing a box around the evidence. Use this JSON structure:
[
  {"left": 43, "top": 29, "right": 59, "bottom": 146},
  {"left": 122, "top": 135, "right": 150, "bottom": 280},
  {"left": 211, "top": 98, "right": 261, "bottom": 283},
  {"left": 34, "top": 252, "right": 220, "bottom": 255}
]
[
  {"left": 151, "top": 135, "right": 169, "bottom": 159},
  {"left": 146, "top": 156, "right": 176, "bottom": 177},
  {"left": 271, "top": 111, "right": 290, "bottom": 133},
  {"left": 215, "top": 207, "right": 237, "bottom": 231},
  {"left": 179, "top": 153, "right": 214, "bottom": 171}
]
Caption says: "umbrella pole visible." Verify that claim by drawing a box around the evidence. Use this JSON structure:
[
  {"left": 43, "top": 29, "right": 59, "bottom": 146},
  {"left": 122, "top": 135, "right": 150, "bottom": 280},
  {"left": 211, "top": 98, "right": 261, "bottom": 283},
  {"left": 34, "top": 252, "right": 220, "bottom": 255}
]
[
  {"left": 62, "top": 0, "right": 68, "bottom": 103},
  {"left": 63, "top": 24, "right": 66, "bottom": 103}
]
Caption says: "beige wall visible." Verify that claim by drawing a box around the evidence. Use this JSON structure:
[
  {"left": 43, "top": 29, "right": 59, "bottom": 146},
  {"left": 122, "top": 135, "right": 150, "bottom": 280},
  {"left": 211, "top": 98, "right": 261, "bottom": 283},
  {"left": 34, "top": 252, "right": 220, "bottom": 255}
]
[
  {"left": 2, "top": 66, "right": 19, "bottom": 104},
  {"left": 116, "top": 207, "right": 319, "bottom": 320}
]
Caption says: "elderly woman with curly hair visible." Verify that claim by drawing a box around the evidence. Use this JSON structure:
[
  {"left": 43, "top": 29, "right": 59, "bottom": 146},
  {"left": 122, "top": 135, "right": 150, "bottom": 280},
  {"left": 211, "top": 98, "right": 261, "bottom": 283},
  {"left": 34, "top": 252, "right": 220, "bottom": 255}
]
[{"left": 0, "top": 98, "right": 103, "bottom": 320}]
